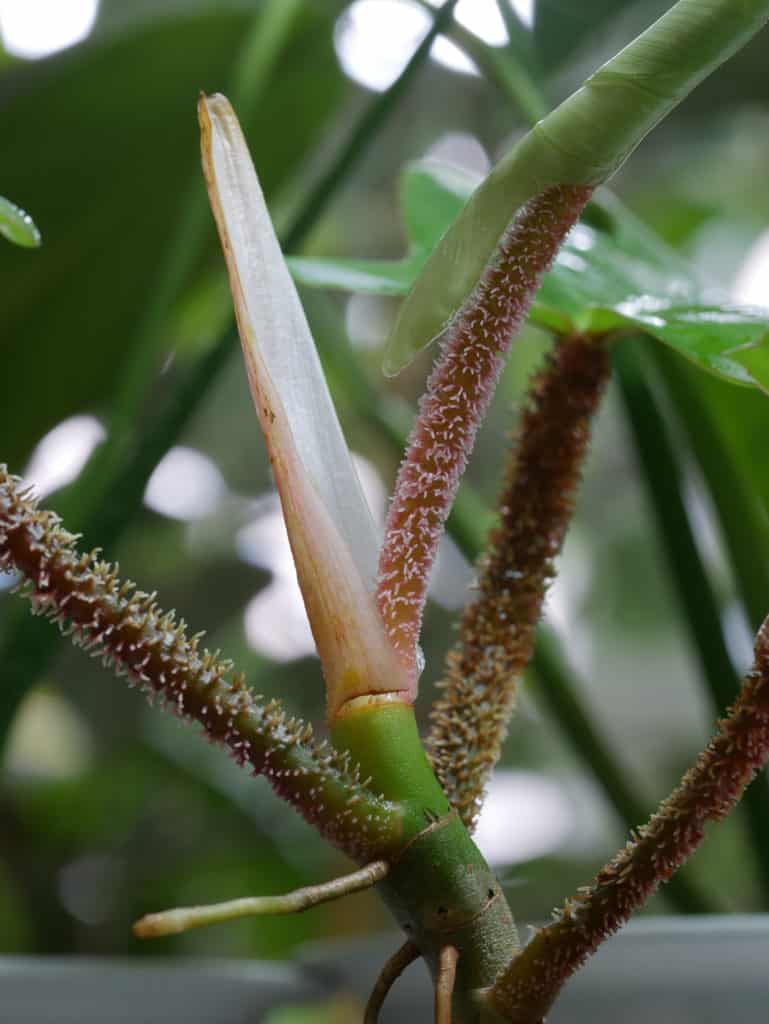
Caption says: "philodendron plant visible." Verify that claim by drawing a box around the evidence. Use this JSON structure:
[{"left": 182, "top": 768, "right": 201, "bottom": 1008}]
[{"left": 3, "top": 1, "right": 769, "bottom": 1021}]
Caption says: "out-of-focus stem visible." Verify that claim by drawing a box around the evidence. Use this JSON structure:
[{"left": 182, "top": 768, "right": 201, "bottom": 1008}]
[
  {"left": 615, "top": 339, "right": 769, "bottom": 905},
  {"left": 64, "top": 0, "right": 305, "bottom": 529},
  {"left": 364, "top": 941, "right": 420, "bottom": 1024},
  {"left": 652, "top": 346, "right": 769, "bottom": 632},
  {"left": 282, "top": 0, "right": 461, "bottom": 251},
  {"left": 134, "top": 860, "right": 389, "bottom": 938}
]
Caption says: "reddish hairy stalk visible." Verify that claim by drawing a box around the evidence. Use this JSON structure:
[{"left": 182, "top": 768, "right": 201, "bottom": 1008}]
[
  {"left": 376, "top": 185, "right": 593, "bottom": 675},
  {"left": 426, "top": 336, "right": 611, "bottom": 829},
  {"left": 490, "top": 615, "right": 769, "bottom": 1024},
  {"left": 0, "top": 467, "right": 399, "bottom": 862}
]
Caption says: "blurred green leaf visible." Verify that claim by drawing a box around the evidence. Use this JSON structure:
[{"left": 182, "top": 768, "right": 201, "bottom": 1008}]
[
  {"left": 0, "top": 4, "right": 347, "bottom": 472},
  {"left": 533, "top": 0, "right": 643, "bottom": 70},
  {"left": 0, "top": 196, "right": 41, "bottom": 248},
  {"left": 291, "top": 162, "right": 769, "bottom": 390}
]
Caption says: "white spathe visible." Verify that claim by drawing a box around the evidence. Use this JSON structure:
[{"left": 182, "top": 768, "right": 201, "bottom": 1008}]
[{"left": 200, "top": 94, "right": 412, "bottom": 714}]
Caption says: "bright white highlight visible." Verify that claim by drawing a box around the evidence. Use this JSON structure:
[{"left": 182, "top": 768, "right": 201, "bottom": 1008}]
[
  {"left": 335, "top": 0, "right": 529, "bottom": 92},
  {"left": 0, "top": 0, "right": 99, "bottom": 59},
  {"left": 510, "top": 0, "right": 534, "bottom": 29},
  {"left": 424, "top": 0, "right": 508, "bottom": 45},
  {"left": 733, "top": 228, "right": 769, "bottom": 307},
  {"left": 23, "top": 415, "right": 105, "bottom": 499},
  {"left": 239, "top": 499, "right": 315, "bottom": 662},
  {"left": 239, "top": 455, "right": 386, "bottom": 662},
  {"left": 335, "top": 1, "right": 429, "bottom": 93},
  {"left": 474, "top": 770, "right": 577, "bottom": 866},
  {"left": 144, "top": 446, "right": 226, "bottom": 522}
]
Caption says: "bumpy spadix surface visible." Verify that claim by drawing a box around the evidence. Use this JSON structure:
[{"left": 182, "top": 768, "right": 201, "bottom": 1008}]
[
  {"left": 377, "top": 185, "right": 592, "bottom": 673},
  {"left": 199, "top": 94, "right": 409, "bottom": 715}
]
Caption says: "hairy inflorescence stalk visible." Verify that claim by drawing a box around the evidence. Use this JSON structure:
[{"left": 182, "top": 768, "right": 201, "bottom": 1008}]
[
  {"left": 426, "top": 335, "right": 611, "bottom": 830},
  {"left": 0, "top": 466, "right": 401, "bottom": 862},
  {"left": 490, "top": 614, "right": 769, "bottom": 1023},
  {"left": 376, "top": 185, "right": 593, "bottom": 674}
]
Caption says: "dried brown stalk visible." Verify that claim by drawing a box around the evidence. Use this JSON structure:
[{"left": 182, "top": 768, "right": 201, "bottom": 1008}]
[{"left": 426, "top": 335, "right": 611, "bottom": 829}]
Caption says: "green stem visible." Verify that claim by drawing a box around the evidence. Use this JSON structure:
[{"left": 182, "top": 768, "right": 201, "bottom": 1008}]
[
  {"left": 615, "top": 338, "right": 769, "bottom": 906},
  {"left": 306, "top": 303, "right": 710, "bottom": 914},
  {"left": 413, "top": 0, "right": 547, "bottom": 124},
  {"left": 493, "top": 0, "right": 549, "bottom": 121},
  {"left": 331, "top": 702, "right": 520, "bottom": 1018}
]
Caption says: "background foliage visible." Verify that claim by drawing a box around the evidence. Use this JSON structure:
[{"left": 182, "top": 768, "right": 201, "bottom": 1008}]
[{"left": 1, "top": 0, "right": 769, "bottom": 973}]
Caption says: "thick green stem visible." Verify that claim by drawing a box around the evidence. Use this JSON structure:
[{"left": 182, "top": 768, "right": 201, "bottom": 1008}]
[
  {"left": 331, "top": 702, "right": 520, "bottom": 1022},
  {"left": 307, "top": 304, "right": 710, "bottom": 914},
  {"left": 615, "top": 339, "right": 769, "bottom": 905}
]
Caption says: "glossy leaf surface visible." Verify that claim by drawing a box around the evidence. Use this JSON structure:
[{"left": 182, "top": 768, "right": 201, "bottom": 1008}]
[
  {"left": 0, "top": 197, "right": 41, "bottom": 248},
  {"left": 383, "top": 0, "right": 769, "bottom": 372},
  {"left": 290, "top": 164, "right": 769, "bottom": 392}
]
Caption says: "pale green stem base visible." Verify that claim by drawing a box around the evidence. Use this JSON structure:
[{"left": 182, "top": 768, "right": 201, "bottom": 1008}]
[{"left": 331, "top": 703, "right": 520, "bottom": 1022}]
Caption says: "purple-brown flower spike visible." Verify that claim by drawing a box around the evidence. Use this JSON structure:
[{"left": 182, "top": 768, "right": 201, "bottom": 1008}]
[
  {"left": 376, "top": 185, "right": 593, "bottom": 675},
  {"left": 199, "top": 94, "right": 411, "bottom": 720},
  {"left": 488, "top": 614, "right": 769, "bottom": 1024}
]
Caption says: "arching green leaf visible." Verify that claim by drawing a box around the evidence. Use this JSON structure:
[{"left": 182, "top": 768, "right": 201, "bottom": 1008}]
[
  {"left": 291, "top": 163, "right": 769, "bottom": 392},
  {"left": 384, "top": 0, "right": 769, "bottom": 373}
]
